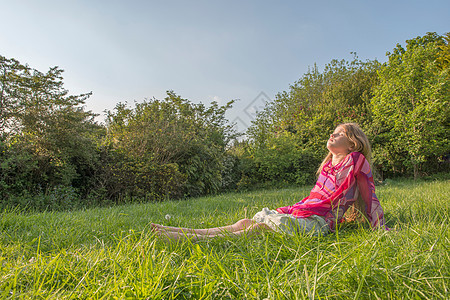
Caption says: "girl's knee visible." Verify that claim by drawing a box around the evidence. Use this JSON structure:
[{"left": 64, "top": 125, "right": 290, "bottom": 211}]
[{"left": 236, "top": 218, "right": 255, "bottom": 228}]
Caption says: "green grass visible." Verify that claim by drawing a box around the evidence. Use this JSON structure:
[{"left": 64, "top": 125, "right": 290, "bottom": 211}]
[{"left": 0, "top": 178, "right": 449, "bottom": 299}]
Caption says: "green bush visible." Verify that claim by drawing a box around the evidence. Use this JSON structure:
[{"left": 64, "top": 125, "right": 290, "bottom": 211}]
[
  {"left": 103, "top": 91, "right": 236, "bottom": 200},
  {"left": 90, "top": 148, "right": 186, "bottom": 204},
  {"left": 5, "top": 185, "right": 80, "bottom": 212},
  {"left": 255, "top": 132, "right": 319, "bottom": 185},
  {"left": 229, "top": 135, "right": 320, "bottom": 190}
]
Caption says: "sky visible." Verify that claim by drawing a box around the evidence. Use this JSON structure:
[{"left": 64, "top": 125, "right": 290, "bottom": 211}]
[{"left": 1, "top": 0, "right": 449, "bottom": 133}]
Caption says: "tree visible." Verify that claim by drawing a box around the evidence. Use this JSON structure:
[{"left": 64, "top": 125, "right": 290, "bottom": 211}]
[
  {"left": 436, "top": 32, "right": 450, "bottom": 70},
  {"left": 0, "top": 55, "right": 101, "bottom": 206},
  {"left": 371, "top": 32, "right": 450, "bottom": 178}
]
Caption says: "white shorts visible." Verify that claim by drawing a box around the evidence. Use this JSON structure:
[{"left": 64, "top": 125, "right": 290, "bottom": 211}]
[{"left": 252, "top": 207, "right": 329, "bottom": 236}]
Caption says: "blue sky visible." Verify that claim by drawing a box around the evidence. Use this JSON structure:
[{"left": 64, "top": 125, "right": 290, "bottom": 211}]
[{"left": 2, "top": 0, "right": 449, "bottom": 132}]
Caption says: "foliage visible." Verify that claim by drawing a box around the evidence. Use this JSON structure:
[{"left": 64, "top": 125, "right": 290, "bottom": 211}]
[
  {"left": 104, "top": 91, "right": 237, "bottom": 199},
  {"left": 234, "top": 133, "right": 319, "bottom": 189},
  {"left": 371, "top": 32, "right": 450, "bottom": 178},
  {"left": 0, "top": 55, "right": 102, "bottom": 209},
  {"left": 436, "top": 32, "right": 450, "bottom": 70},
  {"left": 0, "top": 139, "right": 39, "bottom": 199},
  {"left": 94, "top": 149, "right": 187, "bottom": 203}
]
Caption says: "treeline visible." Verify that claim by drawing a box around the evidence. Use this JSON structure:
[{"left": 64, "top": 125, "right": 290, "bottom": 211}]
[{"left": 1, "top": 32, "right": 449, "bottom": 211}]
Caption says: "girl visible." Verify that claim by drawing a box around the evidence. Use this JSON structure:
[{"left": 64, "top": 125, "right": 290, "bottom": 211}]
[{"left": 152, "top": 123, "right": 387, "bottom": 241}]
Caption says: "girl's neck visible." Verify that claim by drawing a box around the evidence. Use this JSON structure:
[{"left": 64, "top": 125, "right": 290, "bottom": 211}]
[{"left": 331, "top": 152, "right": 350, "bottom": 166}]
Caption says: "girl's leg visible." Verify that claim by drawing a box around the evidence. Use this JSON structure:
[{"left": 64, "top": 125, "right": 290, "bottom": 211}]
[
  {"left": 157, "top": 222, "right": 273, "bottom": 242},
  {"left": 152, "top": 218, "right": 255, "bottom": 235}
]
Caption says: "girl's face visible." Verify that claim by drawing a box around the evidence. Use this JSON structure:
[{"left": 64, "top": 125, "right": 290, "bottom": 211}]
[{"left": 327, "top": 126, "right": 354, "bottom": 155}]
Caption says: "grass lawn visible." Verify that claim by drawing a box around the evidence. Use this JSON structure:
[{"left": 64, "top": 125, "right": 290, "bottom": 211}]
[{"left": 0, "top": 178, "right": 449, "bottom": 299}]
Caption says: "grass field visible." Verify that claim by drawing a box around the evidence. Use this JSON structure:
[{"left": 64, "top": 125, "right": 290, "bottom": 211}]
[{"left": 0, "top": 178, "right": 449, "bottom": 299}]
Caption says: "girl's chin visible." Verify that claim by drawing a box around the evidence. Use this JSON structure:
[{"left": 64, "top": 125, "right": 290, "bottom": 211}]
[{"left": 327, "top": 145, "right": 349, "bottom": 155}]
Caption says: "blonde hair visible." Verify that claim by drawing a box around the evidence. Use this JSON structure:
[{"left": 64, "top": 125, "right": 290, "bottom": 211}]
[
  {"left": 317, "top": 122, "right": 372, "bottom": 223},
  {"left": 317, "top": 122, "right": 372, "bottom": 175}
]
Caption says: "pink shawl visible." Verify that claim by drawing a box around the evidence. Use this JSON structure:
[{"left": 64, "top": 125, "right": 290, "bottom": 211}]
[{"left": 276, "top": 152, "right": 387, "bottom": 230}]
